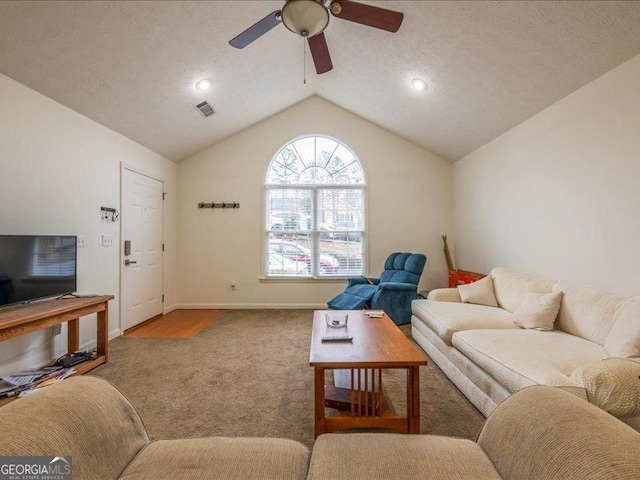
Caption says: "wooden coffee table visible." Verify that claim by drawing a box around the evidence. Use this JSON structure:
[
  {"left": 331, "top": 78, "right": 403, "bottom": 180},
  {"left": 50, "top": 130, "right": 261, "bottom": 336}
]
[{"left": 309, "top": 310, "right": 427, "bottom": 438}]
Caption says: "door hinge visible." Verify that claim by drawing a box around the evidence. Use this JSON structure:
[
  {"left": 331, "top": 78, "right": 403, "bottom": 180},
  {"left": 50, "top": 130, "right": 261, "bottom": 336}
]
[
  {"left": 162, "top": 295, "right": 165, "bottom": 303},
  {"left": 162, "top": 243, "right": 165, "bottom": 252},
  {"left": 163, "top": 192, "right": 167, "bottom": 200}
]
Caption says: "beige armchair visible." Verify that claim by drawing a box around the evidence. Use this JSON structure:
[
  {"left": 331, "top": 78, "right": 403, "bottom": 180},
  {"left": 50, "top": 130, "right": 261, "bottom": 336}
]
[{"left": 308, "top": 386, "right": 640, "bottom": 480}]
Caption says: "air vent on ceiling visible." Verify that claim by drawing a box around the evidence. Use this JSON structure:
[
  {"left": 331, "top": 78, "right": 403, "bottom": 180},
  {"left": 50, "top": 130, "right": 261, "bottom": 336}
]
[{"left": 195, "top": 101, "right": 215, "bottom": 118}]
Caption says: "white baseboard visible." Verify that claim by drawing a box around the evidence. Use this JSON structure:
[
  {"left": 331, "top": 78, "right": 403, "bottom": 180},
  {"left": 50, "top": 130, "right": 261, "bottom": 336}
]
[
  {"left": 176, "top": 303, "right": 327, "bottom": 310},
  {"left": 79, "top": 328, "right": 122, "bottom": 351},
  {"left": 163, "top": 303, "right": 178, "bottom": 315}
]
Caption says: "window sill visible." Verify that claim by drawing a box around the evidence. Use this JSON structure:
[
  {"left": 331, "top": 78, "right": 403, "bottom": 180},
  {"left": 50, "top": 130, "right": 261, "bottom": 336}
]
[{"left": 259, "top": 276, "right": 349, "bottom": 283}]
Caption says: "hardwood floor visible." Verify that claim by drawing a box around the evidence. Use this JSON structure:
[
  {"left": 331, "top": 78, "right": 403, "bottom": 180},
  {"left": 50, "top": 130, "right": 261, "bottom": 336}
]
[{"left": 124, "top": 309, "right": 227, "bottom": 338}]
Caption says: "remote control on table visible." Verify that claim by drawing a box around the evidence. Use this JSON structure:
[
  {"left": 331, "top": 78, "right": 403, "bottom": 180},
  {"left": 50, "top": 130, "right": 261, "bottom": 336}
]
[{"left": 321, "top": 335, "right": 353, "bottom": 342}]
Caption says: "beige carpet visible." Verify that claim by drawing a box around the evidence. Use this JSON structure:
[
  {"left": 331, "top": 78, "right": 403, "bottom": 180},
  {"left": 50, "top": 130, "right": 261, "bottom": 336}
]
[{"left": 92, "top": 310, "right": 484, "bottom": 449}]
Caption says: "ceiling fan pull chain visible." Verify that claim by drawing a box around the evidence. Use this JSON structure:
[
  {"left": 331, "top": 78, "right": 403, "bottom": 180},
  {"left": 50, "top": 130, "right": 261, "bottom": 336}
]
[{"left": 303, "top": 38, "right": 307, "bottom": 85}]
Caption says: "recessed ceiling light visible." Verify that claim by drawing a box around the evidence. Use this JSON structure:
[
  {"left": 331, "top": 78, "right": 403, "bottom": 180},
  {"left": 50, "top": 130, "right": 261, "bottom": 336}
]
[
  {"left": 196, "top": 80, "right": 211, "bottom": 91},
  {"left": 412, "top": 78, "right": 427, "bottom": 90}
]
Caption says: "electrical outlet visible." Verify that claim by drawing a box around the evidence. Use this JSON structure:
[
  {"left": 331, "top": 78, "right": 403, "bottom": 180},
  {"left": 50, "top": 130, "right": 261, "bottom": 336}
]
[
  {"left": 52, "top": 324, "right": 61, "bottom": 336},
  {"left": 77, "top": 235, "right": 86, "bottom": 247},
  {"left": 102, "top": 234, "right": 114, "bottom": 247}
]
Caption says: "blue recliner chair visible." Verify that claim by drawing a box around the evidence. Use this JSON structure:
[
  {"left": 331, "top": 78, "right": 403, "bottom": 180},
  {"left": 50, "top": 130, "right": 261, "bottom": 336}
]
[{"left": 327, "top": 252, "right": 427, "bottom": 325}]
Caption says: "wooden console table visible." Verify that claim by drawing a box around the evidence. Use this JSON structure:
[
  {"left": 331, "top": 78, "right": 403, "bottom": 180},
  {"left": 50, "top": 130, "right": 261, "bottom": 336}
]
[{"left": 0, "top": 295, "right": 114, "bottom": 404}]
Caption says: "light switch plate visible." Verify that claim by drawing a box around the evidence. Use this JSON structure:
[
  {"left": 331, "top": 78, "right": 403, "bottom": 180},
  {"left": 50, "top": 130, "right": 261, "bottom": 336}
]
[
  {"left": 77, "top": 235, "right": 86, "bottom": 247},
  {"left": 102, "top": 234, "right": 114, "bottom": 247}
]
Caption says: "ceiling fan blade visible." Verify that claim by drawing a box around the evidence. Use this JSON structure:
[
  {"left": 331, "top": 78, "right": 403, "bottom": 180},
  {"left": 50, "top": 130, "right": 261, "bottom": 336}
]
[
  {"left": 229, "top": 10, "right": 282, "bottom": 49},
  {"left": 308, "top": 32, "right": 333, "bottom": 74},
  {"left": 329, "top": 0, "right": 403, "bottom": 33}
]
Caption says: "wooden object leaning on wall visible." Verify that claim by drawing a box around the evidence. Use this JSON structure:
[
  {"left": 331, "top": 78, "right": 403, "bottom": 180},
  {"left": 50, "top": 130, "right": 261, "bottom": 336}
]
[{"left": 442, "top": 235, "right": 486, "bottom": 287}]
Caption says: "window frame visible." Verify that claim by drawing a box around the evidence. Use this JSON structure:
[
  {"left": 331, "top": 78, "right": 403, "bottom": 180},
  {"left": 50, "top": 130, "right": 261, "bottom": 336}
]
[{"left": 263, "top": 135, "right": 367, "bottom": 280}]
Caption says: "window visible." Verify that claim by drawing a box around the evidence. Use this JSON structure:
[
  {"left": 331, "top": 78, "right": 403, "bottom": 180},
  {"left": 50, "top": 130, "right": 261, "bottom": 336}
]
[{"left": 265, "top": 135, "right": 366, "bottom": 277}]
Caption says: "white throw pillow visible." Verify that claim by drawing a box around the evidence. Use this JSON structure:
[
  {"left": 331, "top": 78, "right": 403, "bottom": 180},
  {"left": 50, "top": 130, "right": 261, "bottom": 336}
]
[
  {"left": 513, "top": 291, "right": 562, "bottom": 331},
  {"left": 457, "top": 276, "right": 498, "bottom": 307},
  {"left": 605, "top": 299, "right": 640, "bottom": 358}
]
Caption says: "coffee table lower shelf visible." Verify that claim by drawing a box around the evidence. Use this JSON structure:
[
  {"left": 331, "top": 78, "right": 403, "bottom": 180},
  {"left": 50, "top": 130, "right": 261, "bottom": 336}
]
[
  {"left": 324, "top": 385, "right": 409, "bottom": 432},
  {"left": 314, "top": 366, "right": 421, "bottom": 437},
  {"left": 324, "top": 415, "right": 411, "bottom": 433}
]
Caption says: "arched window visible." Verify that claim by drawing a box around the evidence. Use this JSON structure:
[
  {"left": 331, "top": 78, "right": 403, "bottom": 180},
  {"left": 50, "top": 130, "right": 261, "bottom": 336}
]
[{"left": 265, "top": 135, "right": 366, "bottom": 277}]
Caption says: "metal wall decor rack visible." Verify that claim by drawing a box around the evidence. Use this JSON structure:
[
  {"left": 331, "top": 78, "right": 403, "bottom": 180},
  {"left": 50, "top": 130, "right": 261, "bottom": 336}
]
[
  {"left": 198, "top": 201, "right": 240, "bottom": 209},
  {"left": 100, "top": 206, "right": 119, "bottom": 222}
]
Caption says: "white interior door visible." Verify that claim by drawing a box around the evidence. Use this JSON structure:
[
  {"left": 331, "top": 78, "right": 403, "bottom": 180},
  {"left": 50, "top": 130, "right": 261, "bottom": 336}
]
[{"left": 122, "top": 168, "right": 164, "bottom": 330}]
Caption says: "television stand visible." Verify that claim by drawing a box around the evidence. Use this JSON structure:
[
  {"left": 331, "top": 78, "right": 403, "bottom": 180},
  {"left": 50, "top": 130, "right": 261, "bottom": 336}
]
[{"left": 0, "top": 295, "right": 114, "bottom": 406}]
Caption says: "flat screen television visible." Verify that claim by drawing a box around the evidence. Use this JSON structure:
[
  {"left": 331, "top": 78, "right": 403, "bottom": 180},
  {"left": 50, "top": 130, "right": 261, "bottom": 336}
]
[{"left": 0, "top": 235, "right": 77, "bottom": 307}]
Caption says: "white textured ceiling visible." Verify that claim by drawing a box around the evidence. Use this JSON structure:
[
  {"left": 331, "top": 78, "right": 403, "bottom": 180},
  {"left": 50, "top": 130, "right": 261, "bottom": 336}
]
[{"left": 1, "top": 1, "right": 640, "bottom": 161}]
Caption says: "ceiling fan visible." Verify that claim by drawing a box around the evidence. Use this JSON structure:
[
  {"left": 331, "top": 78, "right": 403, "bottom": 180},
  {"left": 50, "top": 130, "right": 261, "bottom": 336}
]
[{"left": 229, "top": 0, "right": 404, "bottom": 74}]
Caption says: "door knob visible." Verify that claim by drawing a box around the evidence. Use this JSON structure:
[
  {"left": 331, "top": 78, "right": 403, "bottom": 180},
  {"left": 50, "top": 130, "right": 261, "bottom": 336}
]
[{"left": 124, "top": 259, "right": 138, "bottom": 266}]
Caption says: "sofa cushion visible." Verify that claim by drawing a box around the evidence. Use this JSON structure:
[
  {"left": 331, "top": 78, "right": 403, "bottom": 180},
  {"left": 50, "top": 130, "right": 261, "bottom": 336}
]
[
  {"left": 411, "top": 316, "right": 512, "bottom": 417},
  {"left": 553, "top": 281, "right": 627, "bottom": 345},
  {"left": 457, "top": 276, "right": 498, "bottom": 307},
  {"left": 571, "top": 358, "right": 640, "bottom": 418},
  {"left": 308, "top": 433, "right": 500, "bottom": 480},
  {"left": 452, "top": 329, "right": 607, "bottom": 393},
  {"left": 412, "top": 300, "right": 518, "bottom": 345},
  {"left": 0, "top": 376, "right": 149, "bottom": 480},
  {"left": 512, "top": 291, "right": 562, "bottom": 331},
  {"left": 604, "top": 298, "right": 640, "bottom": 358},
  {"left": 119, "top": 437, "right": 310, "bottom": 480},
  {"left": 490, "top": 267, "right": 554, "bottom": 313}
]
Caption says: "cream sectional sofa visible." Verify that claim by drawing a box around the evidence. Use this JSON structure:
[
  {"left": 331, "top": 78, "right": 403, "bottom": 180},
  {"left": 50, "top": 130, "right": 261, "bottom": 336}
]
[
  {"left": 411, "top": 267, "right": 640, "bottom": 429},
  {"left": 0, "top": 376, "right": 310, "bottom": 480},
  {"left": 3, "top": 376, "right": 640, "bottom": 479}
]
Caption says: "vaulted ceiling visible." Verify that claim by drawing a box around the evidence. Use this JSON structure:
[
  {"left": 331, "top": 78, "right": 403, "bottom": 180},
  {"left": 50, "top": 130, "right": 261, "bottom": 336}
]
[{"left": 1, "top": 1, "right": 640, "bottom": 162}]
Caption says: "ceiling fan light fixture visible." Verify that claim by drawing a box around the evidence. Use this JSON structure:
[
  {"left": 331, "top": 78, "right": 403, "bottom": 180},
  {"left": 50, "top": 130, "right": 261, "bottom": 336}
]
[{"left": 281, "top": 0, "right": 329, "bottom": 38}]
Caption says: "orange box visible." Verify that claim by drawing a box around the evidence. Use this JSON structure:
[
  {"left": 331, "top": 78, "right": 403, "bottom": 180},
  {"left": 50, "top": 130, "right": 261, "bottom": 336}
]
[{"left": 448, "top": 270, "right": 486, "bottom": 288}]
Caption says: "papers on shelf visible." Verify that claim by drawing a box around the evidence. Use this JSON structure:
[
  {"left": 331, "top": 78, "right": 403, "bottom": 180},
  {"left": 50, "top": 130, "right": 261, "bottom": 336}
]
[
  {"left": 1, "top": 375, "right": 39, "bottom": 387},
  {"left": 2, "top": 366, "right": 65, "bottom": 387},
  {"left": 364, "top": 310, "right": 384, "bottom": 318},
  {"left": 0, "top": 367, "right": 76, "bottom": 398}
]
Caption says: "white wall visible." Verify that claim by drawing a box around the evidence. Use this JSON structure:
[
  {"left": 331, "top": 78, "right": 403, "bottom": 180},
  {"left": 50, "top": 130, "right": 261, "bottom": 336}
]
[
  {"left": 0, "top": 73, "right": 178, "bottom": 374},
  {"left": 454, "top": 53, "right": 640, "bottom": 296},
  {"left": 177, "top": 96, "right": 452, "bottom": 307}
]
